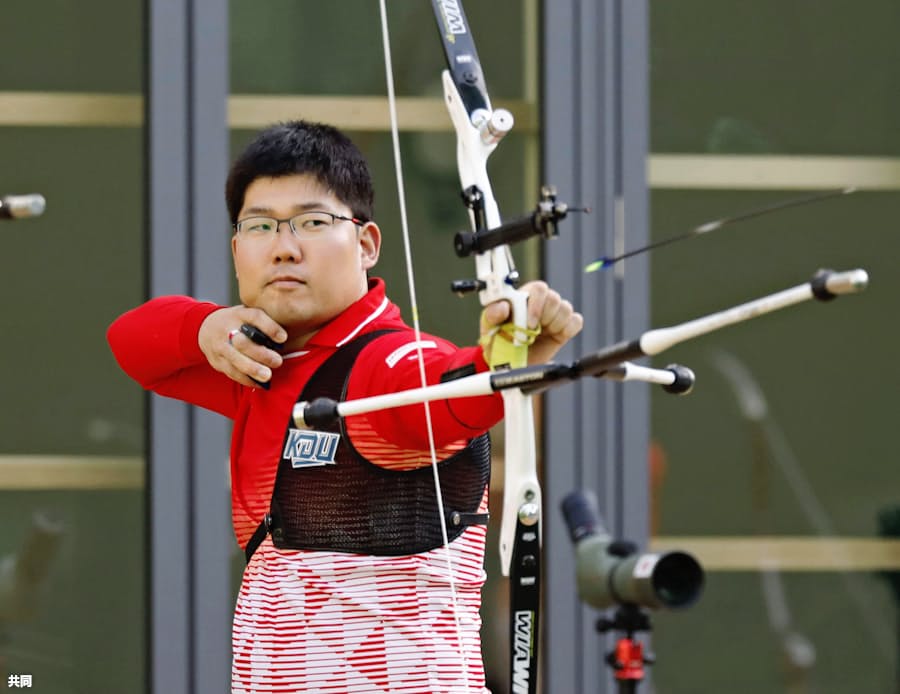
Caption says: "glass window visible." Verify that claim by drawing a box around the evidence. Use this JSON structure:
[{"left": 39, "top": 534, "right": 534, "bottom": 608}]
[
  {"left": 0, "top": 2, "right": 146, "bottom": 691},
  {"left": 649, "top": 2, "right": 900, "bottom": 692}
]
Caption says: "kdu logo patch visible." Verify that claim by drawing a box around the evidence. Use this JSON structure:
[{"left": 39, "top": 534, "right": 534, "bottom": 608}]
[{"left": 282, "top": 429, "right": 340, "bottom": 468}]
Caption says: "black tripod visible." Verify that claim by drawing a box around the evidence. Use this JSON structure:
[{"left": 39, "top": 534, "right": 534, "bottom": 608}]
[{"left": 597, "top": 604, "right": 655, "bottom": 694}]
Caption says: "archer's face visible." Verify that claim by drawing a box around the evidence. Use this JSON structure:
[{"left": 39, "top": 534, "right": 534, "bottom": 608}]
[{"left": 231, "top": 173, "right": 381, "bottom": 343}]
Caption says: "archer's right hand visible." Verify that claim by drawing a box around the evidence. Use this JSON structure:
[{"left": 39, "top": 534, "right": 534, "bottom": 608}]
[{"left": 198, "top": 306, "right": 287, "bottom": 387}]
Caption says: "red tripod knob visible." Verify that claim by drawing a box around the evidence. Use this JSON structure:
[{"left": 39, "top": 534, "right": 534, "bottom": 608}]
[{"left": 609, "top": 638, "right": 646, "bottom": 681}]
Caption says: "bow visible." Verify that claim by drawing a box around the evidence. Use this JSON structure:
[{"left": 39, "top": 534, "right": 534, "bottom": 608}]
[
  {"left": 712, "top": 350, "right": 894, "bottom": 674},
  {"left": 429, "top": 3, "right": 551, "bottom": 691}
]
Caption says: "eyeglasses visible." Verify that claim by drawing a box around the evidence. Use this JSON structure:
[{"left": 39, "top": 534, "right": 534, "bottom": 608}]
[{"left": 233, "top": 210, "right": 365, "bottom": 239}]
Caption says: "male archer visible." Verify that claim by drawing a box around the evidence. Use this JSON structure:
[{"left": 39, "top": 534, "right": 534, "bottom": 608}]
[{"left": 108, "top": 120, "right": 582, "bottom": 693}]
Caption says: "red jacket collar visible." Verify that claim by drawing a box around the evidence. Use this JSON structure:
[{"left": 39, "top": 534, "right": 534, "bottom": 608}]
[{"left": 302, "top": 277, "right": 405, "bottom": 349}]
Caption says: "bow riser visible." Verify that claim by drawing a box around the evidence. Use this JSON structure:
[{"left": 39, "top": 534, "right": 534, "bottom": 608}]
[
  {"left": 442, "top": 72, "right": 526, "bottom": 335},
  {"left": 500, "top": 391, "right": 542, "bottom": 575},
  {"left": 441, "top": 68, "right": 540, "bottom": 583},
  {"left": 435, "top": 11, "right": 542, "bottom": 688}
]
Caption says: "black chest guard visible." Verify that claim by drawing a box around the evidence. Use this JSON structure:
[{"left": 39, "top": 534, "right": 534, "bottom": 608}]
[{"left": 245, "top": 330, "right": 491, "bottom": 563}]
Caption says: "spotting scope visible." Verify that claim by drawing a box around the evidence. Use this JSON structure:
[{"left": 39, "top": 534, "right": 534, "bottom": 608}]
[{"left": 561, "top": 490, "right": 704, "bottom": 610}]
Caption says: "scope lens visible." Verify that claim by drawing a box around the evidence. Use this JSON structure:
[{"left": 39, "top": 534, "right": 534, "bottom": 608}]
[{"left": 651, "top": 552, "right": 704, "bottom": 608}]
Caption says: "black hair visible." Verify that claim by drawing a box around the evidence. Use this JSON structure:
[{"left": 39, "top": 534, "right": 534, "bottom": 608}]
[{"left": 225, "top": 120, "right": 375, "bottom": 225}]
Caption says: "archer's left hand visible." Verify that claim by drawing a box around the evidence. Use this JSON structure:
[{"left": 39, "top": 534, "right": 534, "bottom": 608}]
[{"left": 481, "top": 280, "right": 584, "bottom": 365}]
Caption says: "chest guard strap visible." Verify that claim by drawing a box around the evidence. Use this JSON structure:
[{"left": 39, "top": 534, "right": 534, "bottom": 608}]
[{"left": 245, "top": 329, "right": 491, "bottom": 563}]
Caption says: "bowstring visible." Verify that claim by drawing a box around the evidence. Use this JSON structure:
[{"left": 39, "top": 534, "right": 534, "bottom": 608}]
[{"left": 376, "top": 1, "right": 472, "bottom": 688}]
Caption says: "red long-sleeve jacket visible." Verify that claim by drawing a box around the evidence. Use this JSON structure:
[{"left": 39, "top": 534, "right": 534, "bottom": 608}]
[{"left": 107, "top": 277, "right": 503, "bottom": 547}]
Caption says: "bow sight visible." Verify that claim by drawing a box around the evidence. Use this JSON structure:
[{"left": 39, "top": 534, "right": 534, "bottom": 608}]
[
  {"left": 562, "top": 490, "right": 704, "bottom": 611},
  {"left": 452, "top": 186, "right": 590, "bottom": 296}
]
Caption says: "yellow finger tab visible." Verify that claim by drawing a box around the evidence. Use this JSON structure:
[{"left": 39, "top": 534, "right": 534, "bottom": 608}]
[{"left": 480, "top": 318, "right": 540, "bottom": 370}]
